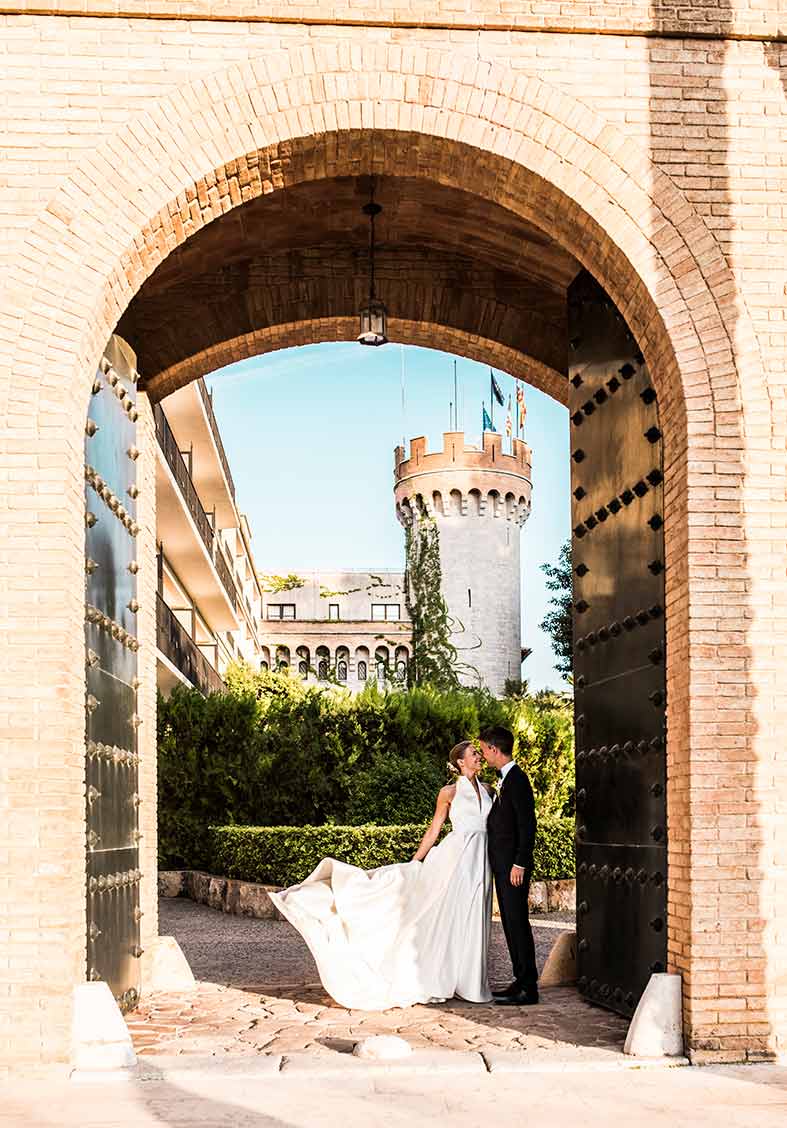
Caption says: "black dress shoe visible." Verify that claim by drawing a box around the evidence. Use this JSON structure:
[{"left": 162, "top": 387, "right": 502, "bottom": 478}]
[
  {"left": 491, "top": 982, "right": 520, "bottom": 999},
  {"left": 495, "top": 988, "right": 539, "bottom": 1006}
]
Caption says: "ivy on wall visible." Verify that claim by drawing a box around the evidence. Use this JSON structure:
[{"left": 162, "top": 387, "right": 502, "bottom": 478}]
[
  {"left": 260, "top": 573, "right": 306, "bottom": 593},
  {"left": 403, "top": 494, "right": 476, "bottom": 690},
  {"left": 319, "top": 576, "right": 403, "bottom": 600}
]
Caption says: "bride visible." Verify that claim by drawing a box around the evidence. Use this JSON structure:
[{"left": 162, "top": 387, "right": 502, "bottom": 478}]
[{"left": 268, "top": 741, "right": 494, "bottom": 1010}]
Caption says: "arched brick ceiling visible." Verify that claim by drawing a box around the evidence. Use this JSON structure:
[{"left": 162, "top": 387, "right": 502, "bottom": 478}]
[{"left": 121, "top": 175, "right": 580, "bottom": 395}]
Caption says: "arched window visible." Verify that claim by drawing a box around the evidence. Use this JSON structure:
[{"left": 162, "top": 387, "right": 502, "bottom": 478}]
[
  {"left": 275, "top": 645, "right": 290, "bottom": 670},
  {"left": 375, "top": 646, "right": 389, "bottom": 683},
  {"left": 316, "top": 645, "right": 330, "bottom": 681},
  {"left": 355, "top": 645, "right": 370, "bottom": 684},
  {"left": 335, "top": 646, "right": 349, "bottom": 683},
  {"left": 395, "top": 645, "right": 409, "bottom": 684},
  {"left": 296, "top": 645, "right": 310, "bottom": 679}
]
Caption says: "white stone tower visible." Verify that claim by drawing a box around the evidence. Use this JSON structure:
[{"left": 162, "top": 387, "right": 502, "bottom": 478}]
[{"left": 394, "top": 430, "right": 533, "bottom": 695}]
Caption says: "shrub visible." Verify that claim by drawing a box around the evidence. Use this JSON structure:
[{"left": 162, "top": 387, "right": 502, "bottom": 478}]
[
  {"left": 207, "top": 818, "right": 575, "bottom": 888},
  {"left": 158, "top": 664, "right": 575, "bottom": 869}
]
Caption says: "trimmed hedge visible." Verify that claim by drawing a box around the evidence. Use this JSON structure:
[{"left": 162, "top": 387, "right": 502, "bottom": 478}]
[
  {"left": 208, "top": 818, "right": 575, "bottom": 889},
  {"left": 157, "top": 673, "right": 575, "bottom": 870}
]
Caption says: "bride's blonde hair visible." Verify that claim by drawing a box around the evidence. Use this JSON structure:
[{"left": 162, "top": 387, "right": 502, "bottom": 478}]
[{"left": 447, "top": 740, "right": 475, "bottom": 776}]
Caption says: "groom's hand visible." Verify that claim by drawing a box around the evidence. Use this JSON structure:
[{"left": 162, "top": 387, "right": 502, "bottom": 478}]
[{"left": 510, "top": 864, "right": 525, "bottom": 887}]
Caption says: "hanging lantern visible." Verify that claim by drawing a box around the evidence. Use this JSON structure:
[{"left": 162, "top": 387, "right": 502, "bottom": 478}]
[{"left": 358, "top": 184, "right": 389, "bottom": 347}]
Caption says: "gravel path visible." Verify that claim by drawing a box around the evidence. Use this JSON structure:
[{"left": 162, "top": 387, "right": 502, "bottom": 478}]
[{"left": 158, "top": 896, "right": 573, "bottom": 989}]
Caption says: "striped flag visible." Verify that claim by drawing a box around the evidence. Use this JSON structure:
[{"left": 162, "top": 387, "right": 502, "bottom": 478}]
[
  {"left": 516, "top": 384, "right": 526, "bottom": 431},
  {"left": 505, "top": 396, "right": 513, "bottom": 437}
]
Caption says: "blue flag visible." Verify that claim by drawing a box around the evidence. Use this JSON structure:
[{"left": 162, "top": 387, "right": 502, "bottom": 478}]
[{"left": 482, "top": 406, "right": 496, "bottom": 432}]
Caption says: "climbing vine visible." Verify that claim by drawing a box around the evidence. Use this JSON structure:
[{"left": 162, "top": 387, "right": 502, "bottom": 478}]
[
  {"left": 260, "top": 573, "right": 306, "bottom": 593},
  {"left": 403, "top": 495, "right": 474, "bottom": 690}
]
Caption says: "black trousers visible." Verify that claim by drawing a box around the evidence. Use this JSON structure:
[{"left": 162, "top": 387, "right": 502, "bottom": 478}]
[{"left": 492, "top": 866, "right": 538, "bottom": 990}]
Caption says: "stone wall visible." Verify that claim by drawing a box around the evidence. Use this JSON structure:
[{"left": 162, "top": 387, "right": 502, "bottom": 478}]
[{"left": 159, "top": 869, "right": 577, "bottom": 918}]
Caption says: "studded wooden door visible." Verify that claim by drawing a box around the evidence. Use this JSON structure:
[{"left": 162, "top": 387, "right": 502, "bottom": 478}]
[
  {"left": 84, "top": 334, "right": 143, "bottom": 1011},
  {"left": 568, "top": 271, "right": 667, "bottom": 1018}
]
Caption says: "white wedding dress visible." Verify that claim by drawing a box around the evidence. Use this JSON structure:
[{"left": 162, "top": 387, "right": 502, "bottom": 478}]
[{"left": 269, "top": 775, "right": 494, "bottom": 1010}]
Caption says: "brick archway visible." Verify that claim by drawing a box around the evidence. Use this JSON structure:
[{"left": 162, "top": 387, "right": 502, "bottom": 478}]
[
  {"left": 146, "top": 320, "right": 567, "bottom": 407},
  {"left": 0, "top": 44, "right": 780, "bottom": 1065}
]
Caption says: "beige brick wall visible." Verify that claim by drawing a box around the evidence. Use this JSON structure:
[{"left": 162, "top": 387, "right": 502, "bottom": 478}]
[{"left": 0, "top": 4, "right": 785, "bottom": 1069}]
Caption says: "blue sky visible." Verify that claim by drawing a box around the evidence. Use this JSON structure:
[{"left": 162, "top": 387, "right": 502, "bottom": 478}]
[{"left": 208, "top": 342, "right": 570, "bottom": 690}]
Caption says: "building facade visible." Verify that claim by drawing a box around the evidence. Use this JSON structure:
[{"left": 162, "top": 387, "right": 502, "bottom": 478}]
[
  {"left": 155, "top": 378, "right": 263, "bottom": 697},
  {"left": 260, "top": 571, "right": 411, "bottom": 692}
]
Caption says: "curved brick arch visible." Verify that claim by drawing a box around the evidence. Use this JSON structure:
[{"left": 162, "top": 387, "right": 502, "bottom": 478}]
[
  {"left": 152, "top": 318, "right": 566, "bottom": 406},
  {"left": 0, "top": 44, "right": 767, "bottom": 437}
]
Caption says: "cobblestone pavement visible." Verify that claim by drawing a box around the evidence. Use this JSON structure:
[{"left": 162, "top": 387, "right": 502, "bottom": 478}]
[{"left": 125, "top": 898, "right": 628, "bottom": 1059}]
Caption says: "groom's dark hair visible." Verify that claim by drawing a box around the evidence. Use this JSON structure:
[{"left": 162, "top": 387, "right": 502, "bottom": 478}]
[{"left": 479, "top": 725, "right": 514, "bottom": 759}]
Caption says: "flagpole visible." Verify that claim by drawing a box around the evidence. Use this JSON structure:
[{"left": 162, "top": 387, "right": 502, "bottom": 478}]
[
  {"left": 453, "top": 359, "right": 458, "bottom": 431},
  {"left": 400, "top": 343, "right": 406, "bottom": 448},
  {"left": 489, "top": 371, "right": 494, "bottom": 430}
]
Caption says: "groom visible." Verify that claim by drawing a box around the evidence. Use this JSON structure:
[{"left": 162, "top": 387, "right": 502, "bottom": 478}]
[{"left": 480, "top": 725, "right": 539, "bottom": 1006}]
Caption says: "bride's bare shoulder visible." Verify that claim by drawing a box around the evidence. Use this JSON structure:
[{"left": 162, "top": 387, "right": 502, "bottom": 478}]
[{"left": 439, "top": 783, "right": 457, "bottom": 803}]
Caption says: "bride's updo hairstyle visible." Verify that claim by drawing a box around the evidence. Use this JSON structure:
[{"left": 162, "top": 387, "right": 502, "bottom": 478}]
[{"left": 447, "top": 740, "right": 475, "bottom": 776}]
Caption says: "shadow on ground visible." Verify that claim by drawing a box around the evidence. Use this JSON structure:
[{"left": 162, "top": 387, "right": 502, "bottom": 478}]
[{"left": 125, "top": 898, "right": 627, "bottom": 1061}]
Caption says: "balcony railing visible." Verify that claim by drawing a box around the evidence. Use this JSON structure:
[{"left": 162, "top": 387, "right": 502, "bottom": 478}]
[
  {"left": 154, "top": 402, "right": 214, "bottom": 552},
  {"left": 213, "top": 545, "right": 239, "bottom": 612},
  {"left": 157, "top": 593, "right": 225, "bottom": 697},
  {"left": 154, "top": 402, "right": 238, "bottom": 612},
  {"left": 197, "top": 378, "right": 236, "bottom": 501}
]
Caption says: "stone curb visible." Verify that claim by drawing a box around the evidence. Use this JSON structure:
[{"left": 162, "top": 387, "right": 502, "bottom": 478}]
[
  {"left": 158, "top": 870, "right": 576, "bottom": 918},
  {"left": 129, "top": 1050, "right": 690, "bottom": 1082}
]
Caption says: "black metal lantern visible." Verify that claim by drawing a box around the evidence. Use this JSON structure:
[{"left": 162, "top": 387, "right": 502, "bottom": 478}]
[{"left": 358, "top": 183, "right": 388, "bottom": 346}]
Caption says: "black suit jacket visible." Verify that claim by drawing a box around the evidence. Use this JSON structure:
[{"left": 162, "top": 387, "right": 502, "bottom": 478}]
[{"left": 487, "top": 763, "right": 537, "bottom": 873}]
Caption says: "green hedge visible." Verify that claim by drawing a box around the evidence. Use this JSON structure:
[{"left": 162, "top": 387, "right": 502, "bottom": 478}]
[
  {"left": 208, "top": 818, "right": 575, "bottom": 888},
  {"left": 157, "top": 672, "right": 575, "bottom": 870}
]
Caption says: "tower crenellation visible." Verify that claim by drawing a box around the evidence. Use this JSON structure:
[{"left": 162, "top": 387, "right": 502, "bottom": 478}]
[{"left": 394, "top": 430, "right": 533, "bottom": 695}]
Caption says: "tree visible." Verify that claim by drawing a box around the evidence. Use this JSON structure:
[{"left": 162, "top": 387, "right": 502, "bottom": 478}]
[{"left": 539, "top": 540, "right": 573, "bottom": 678}]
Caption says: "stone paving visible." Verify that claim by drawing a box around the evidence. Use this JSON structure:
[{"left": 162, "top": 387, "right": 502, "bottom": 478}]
[{"left": 125, "top": 898, "right": 629, "bottom": 1060}]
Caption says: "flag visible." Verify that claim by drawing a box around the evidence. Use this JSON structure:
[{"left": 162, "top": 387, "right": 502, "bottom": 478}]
[
  {"left": 482, "top": 405, "right": 495, "bottom": 432},
  {"left": 490, "top": 370, "right": 505, "bottom": 407},
  {"left": 505, "top": 396, "right": 513, "bottom": 437},
  {"left": 516, "top": 383, "right": 526, "bottom": 431}
]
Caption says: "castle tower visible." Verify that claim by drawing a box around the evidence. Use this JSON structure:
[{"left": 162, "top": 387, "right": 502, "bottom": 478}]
[{"left": 394, "top": 430, "right": 533, "bottom": 695}]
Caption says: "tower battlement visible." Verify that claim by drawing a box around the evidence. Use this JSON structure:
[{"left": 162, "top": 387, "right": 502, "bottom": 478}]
[
  {"left": 394, "top": 430, "right": 532, "bottom": 526},
  {"left": 395, "top": 430, "right": 531, "bottom": 480}
]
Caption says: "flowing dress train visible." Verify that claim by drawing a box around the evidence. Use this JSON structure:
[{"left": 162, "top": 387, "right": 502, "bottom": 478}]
[{"left": 268, "top": 775, "right": 493, "bottom": 1010}]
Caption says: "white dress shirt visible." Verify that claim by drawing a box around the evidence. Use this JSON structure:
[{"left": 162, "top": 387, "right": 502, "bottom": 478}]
[{"left": 498, "top": 760, "right": 524, "bottom": 871}]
